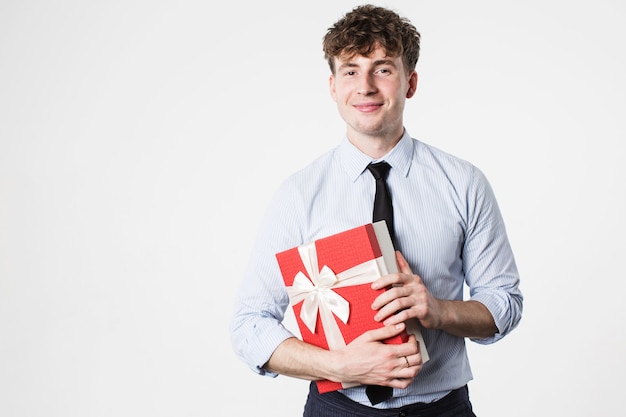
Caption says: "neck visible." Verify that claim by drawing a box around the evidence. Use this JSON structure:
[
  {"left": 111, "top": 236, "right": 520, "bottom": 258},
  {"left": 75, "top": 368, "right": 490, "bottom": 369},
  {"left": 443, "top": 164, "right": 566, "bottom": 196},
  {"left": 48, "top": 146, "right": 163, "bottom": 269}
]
[{"left": 347, "top": 129, "right": 404, "bottom": 159}]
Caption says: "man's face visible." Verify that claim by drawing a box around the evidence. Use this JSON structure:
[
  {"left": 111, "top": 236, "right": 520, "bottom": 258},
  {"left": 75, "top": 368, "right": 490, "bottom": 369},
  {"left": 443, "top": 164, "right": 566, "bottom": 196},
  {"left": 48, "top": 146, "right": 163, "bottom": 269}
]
[{"left": 329, "top": 45, "right": 417, "bottom": 143}]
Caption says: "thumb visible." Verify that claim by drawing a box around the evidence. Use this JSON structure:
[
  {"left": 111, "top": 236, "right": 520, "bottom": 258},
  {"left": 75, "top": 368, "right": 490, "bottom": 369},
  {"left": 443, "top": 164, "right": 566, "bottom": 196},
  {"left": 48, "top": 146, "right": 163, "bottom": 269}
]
[{"left": 395, "top": 251, "right": 413, "bottom": 274}]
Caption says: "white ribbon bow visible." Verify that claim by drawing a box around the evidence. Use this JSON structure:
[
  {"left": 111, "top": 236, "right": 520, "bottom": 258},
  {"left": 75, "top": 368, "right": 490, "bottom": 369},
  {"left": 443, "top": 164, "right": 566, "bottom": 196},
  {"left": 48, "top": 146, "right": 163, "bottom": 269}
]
[{"left": 286, "top": 241, "right": 388, "bottom": 350}]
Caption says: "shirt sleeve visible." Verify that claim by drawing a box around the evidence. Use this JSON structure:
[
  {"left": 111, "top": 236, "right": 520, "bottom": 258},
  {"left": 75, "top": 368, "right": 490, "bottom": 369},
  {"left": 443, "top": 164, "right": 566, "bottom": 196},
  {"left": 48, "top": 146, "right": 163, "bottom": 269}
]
[
  {"left": 229, "top": 178, "right": 304, "bottom": 376},
  {"left": 462, "top": 167, "right": 523, "bottom": 344}
]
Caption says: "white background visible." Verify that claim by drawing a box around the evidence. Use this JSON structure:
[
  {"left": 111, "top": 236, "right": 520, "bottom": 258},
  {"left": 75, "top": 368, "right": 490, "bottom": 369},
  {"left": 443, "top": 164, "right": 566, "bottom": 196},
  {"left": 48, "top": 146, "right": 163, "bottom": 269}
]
[{"left": 1, "top": 0, "right": 625, "bottom": 416}]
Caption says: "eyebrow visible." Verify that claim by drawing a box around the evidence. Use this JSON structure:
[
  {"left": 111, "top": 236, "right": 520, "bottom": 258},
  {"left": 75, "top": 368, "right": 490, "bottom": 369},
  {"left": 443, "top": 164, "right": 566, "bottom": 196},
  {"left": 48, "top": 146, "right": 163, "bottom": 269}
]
[
  {"left": 337, "top": 59, "right": 397, "bottom": 72},
  {"left": 372, "top": 59, "right": 397, "bottom": 67}
]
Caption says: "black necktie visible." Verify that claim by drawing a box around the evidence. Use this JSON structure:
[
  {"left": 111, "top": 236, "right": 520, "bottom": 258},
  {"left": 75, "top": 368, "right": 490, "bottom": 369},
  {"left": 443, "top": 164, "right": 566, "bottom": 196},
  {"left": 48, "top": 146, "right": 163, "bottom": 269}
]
[
  {"left": 367, "top": 161, "right": 396, "bottom": 248},
  {"left": 364, "top": 161, "right": 395, "bottom": 405}
]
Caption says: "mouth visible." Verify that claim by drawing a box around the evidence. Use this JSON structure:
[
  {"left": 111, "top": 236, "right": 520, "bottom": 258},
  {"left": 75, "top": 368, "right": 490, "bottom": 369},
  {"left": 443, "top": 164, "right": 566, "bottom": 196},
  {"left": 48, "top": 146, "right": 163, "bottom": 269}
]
[{"left": 353, "top": 102, "right": 383, "bottom": 113}]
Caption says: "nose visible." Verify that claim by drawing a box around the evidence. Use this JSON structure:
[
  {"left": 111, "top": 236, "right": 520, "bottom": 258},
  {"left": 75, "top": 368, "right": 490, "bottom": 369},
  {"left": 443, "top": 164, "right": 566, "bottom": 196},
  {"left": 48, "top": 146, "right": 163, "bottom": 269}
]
[{"left": 357, "top": 74, "right": 376, "bottom": 95}]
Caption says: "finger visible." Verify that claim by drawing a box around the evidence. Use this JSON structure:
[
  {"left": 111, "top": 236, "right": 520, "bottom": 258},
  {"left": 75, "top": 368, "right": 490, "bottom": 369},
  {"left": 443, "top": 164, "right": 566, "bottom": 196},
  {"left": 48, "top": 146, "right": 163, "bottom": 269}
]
[
  {"left": 395, "top": 251, "right": 413, "bottom": 274},
  {"left": 372, "top": 252, "right": 410, "bottom": 290},
  {"left": 395, "top": 252, "right": 425, "bottom": 286},
  {"left": 401, "top": 338, "right": 423, "bottom": 369},
  {"left": 404, "top": 337, "right": 423, "bottom": 366},
  {"left": 359, "top": 322, "right": 406, "bottom": 342},
  {"left": 399, "top": 355, "right": 419, "bottom": 368},
  {"left": 399, "top": 355, "right": 411, "bottom": 369}
]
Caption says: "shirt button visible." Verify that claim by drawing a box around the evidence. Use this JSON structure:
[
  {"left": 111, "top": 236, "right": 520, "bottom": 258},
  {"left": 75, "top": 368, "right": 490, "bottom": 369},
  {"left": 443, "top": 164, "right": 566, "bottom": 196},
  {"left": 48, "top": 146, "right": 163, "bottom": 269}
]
[{"left": 398, "top": 412, "right": 407, "bottom": 417}]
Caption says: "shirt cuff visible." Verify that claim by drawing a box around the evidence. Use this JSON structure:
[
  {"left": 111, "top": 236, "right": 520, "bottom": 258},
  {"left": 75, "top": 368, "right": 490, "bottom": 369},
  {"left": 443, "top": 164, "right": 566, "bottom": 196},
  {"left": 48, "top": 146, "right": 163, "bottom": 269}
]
[
  {"left": 469, "top": 290, "right": 520, "bottom": 345},
  {"left": 244, "top": 320, "right": 296, "bottom": 377}
]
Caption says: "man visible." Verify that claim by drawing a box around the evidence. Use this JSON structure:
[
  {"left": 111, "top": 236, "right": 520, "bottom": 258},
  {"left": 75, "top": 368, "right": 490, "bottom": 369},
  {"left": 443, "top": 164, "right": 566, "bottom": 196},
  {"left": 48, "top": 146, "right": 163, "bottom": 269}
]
[{"left": 230, "top": 4, "right": 523, "bottom": 416}]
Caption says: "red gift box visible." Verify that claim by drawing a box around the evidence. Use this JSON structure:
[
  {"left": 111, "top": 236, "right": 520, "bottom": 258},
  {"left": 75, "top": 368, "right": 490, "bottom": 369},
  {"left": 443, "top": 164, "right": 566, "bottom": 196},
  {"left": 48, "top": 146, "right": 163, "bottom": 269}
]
[{"left": 275, "top": 221, "right": 408, "bottom": 393}]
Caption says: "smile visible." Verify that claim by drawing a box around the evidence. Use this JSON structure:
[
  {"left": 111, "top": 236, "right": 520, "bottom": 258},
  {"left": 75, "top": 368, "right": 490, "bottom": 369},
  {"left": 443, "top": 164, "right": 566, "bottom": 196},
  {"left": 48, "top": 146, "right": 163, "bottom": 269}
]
[{"left": 353, "top": 103, "right": 382, "bottom": 113}]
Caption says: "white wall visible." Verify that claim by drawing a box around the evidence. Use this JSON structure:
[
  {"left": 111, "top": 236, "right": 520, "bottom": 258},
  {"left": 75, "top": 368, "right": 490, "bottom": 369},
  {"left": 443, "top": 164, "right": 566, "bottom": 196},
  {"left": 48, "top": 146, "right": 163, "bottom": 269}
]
[{"left": 1, "top": 1, "right": 624, "bottom": 415}]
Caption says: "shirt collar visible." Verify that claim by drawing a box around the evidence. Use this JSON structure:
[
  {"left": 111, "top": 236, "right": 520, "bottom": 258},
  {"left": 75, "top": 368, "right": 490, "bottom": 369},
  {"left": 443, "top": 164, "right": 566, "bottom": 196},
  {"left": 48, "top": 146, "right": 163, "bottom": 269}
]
[{"left": 337, "top": 130, "right": 414, "bottom": 182}]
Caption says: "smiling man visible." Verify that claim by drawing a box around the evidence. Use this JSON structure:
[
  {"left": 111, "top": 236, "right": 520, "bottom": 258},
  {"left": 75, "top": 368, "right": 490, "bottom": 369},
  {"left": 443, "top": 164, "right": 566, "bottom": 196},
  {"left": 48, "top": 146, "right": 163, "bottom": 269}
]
[{"left": 230, "top": 5, "right": 523, "bottom": 416}]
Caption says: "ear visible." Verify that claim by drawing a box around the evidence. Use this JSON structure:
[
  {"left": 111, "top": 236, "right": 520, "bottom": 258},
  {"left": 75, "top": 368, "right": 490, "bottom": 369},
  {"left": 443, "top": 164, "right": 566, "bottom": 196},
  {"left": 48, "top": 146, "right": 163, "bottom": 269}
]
[
  {"left": 329, "top": 74, "right": 337, "bottom": 101},
  {"left": 406, "top": 70, "right": 418, "bottom": 98}
]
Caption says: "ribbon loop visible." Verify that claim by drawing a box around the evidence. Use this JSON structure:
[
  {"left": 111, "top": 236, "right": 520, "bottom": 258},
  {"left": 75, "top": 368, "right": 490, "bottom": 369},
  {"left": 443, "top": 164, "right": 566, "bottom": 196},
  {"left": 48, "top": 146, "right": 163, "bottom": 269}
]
[{"left": 285, "top": 242, "right": 386, "bottom": 350}]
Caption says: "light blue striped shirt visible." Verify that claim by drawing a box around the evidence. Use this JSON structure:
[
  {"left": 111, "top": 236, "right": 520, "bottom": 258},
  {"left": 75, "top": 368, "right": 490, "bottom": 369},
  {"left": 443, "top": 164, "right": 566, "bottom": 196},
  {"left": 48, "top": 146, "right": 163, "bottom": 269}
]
[{"left": 230, "top": 130, "right": 523, "bottom": 407}]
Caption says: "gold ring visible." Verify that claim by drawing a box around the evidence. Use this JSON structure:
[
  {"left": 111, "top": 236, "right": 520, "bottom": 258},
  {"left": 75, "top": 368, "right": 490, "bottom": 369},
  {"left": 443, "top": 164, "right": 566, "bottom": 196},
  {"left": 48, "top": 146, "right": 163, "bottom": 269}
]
[{"left": 404, "top": 356, "right": 410, "bottom": 368}]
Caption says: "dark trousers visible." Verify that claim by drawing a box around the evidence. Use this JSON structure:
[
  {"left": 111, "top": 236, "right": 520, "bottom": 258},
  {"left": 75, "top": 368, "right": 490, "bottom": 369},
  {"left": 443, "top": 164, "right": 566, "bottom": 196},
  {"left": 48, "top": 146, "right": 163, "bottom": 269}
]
[{"left": 303, "top": 383, "right": 477, "bottom": 417}]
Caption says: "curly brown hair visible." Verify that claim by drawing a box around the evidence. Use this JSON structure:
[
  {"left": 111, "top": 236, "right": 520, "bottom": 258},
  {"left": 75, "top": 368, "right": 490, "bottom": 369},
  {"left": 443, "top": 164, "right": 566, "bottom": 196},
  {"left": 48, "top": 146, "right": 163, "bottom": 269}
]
[{"left": 323, "top": 4, "right": 421, "bottom": 74}]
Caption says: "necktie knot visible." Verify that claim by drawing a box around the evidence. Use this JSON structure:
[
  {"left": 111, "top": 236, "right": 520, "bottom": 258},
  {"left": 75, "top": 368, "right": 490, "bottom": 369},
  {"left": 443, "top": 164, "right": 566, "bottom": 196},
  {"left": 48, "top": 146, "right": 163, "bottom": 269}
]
[{"left": 367, "top": 161, "right": 391, "bottom": 180}]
